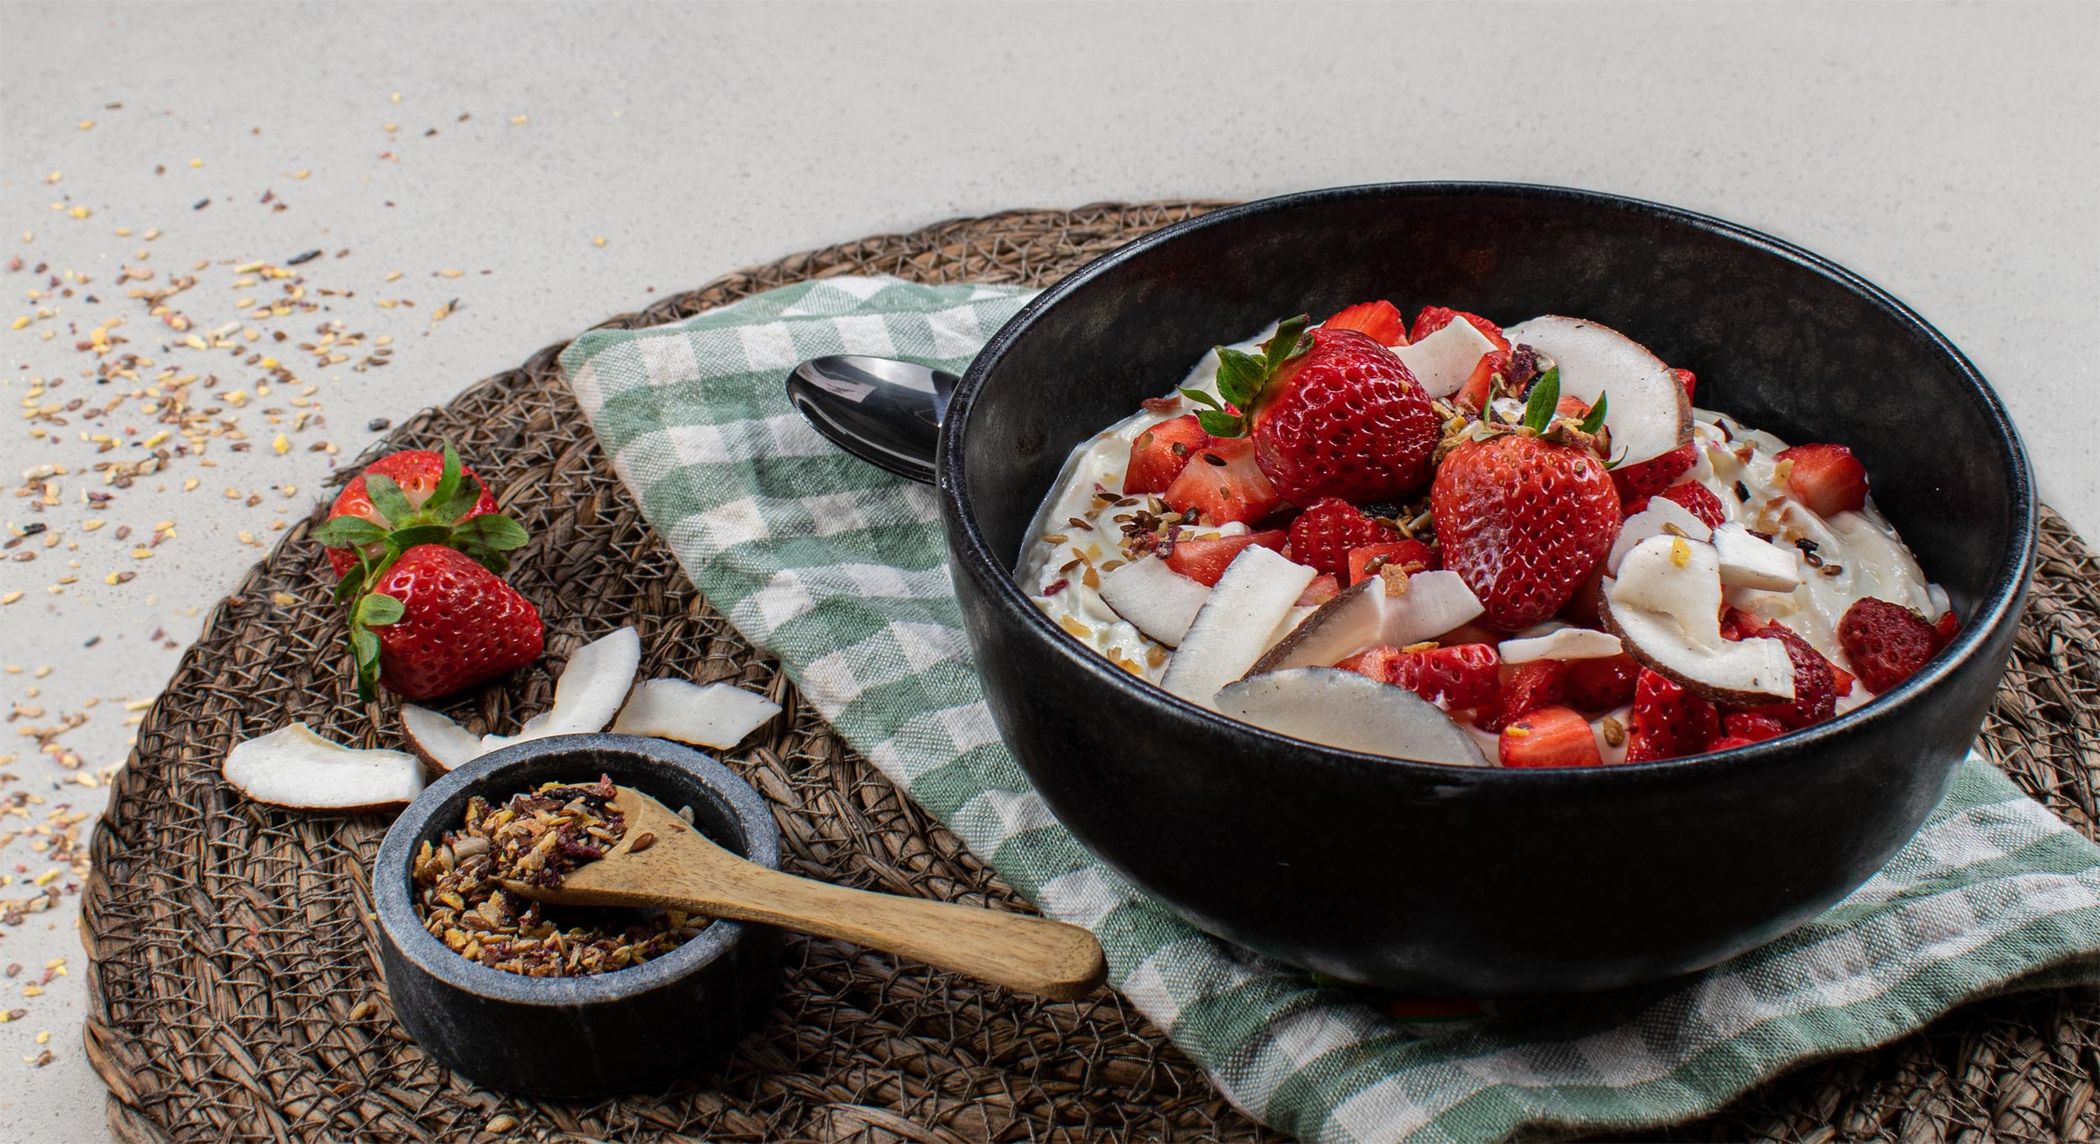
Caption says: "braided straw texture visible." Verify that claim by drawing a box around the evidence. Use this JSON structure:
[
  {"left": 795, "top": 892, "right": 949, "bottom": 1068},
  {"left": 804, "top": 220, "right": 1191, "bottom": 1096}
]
[{"left": 83, "top": 203, "right": 2099, "bottom": 1143}]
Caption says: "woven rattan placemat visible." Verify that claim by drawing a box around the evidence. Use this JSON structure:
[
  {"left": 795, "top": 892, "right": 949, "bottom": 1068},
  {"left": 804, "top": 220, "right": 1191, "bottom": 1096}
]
[{"left": 82, "top": 203, "right": 2099, "bottom": 1143}]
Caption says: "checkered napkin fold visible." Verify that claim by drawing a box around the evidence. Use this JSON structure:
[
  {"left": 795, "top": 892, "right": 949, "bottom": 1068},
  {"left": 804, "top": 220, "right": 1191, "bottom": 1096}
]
[{"left": 560, "top": 276, "right": 2100, "bottom": 1144}]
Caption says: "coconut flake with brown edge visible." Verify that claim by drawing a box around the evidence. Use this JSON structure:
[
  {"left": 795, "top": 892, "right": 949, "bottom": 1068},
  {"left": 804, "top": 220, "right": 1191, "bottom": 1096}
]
[
  {"left": 1501, "top": 315, "right": 1692, "bottom": 466},
  {"left": 481, "top": 626, "right": 642, "bottom": 752},
  {"left": 611, "top": 679, "right": 783, "bottom": 749},
  {"left": 1214, "top": 668, "right": 1488, "bottom": 765},
  {"left": 1599, "top": 540, "right": 1796, "bottom": 704},
  {"left": 399, "top": 703, "right": 484, "bottom": 773},
  {"left": 223, "top": 723, "right": 425, "bottom": 813},
  {"left": 1249, "top": 569, "right": 1485, "bottom": 676}
]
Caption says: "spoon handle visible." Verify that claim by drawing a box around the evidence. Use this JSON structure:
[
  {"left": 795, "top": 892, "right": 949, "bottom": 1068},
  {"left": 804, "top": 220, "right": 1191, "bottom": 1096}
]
[{"left": 694, "top": 862, "right": 1107, "bottom": 1000}]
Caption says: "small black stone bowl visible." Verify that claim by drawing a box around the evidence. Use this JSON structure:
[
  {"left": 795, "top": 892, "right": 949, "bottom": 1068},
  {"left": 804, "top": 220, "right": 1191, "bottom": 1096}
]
[{"left": 373, "top": 733, "right": 782, "bottom": 1097}]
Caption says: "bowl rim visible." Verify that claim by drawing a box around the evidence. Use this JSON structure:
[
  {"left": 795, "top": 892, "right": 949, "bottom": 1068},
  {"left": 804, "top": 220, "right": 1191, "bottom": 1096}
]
[
  {"left": 938, "top": 181, "right": 2037, "bottom": 786},
  {"left": 373, "top": 733, "right": 780, "bottom": 1006}
]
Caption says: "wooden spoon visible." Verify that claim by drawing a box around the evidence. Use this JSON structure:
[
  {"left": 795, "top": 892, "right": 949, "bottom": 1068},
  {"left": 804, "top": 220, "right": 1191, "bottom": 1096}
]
[{"left": 503, "top": 785, "right": 1107, "bottom": 1000}]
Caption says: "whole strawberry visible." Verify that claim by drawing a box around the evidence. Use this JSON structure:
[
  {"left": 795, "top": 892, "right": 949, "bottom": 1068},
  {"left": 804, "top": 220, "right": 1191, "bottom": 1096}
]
[
  {"left": 1431, "top": 381, "right": 1621, "bottom": 630},
  {"left": 315, "top": 445, "right": 526, "bottom": 578},
  {"left": 1182, "top": 317, "right": 1440, "bottom": 505},
  {"left": 350, "top": 544, "right": 544, "bottom": 701}
]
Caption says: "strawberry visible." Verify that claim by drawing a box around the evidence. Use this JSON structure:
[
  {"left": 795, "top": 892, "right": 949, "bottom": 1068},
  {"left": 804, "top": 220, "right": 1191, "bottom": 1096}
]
[
  {"left": 1323, "top": 300, "right": 1408, "bottom": 345},
  {"left": 1455, "top": 349, "right": 1508, "bottom": 413},
  {"left": 1479, "top": 660, "right": 1567, "bottom": 731},
  {"left": 1409, "top": 306, "right": 1510, "bottom": 351},
  {"left": 1297, "top": 574, "right": 1341, "bottom": 606},
  {"left": 1563, "top": 652, "right": 1640, "bottom": 712},
  {"left": 1838, "top": 597, "right": 1939, "bottom": 694},
  {"left": 1162, "top": 438, "right": 1284, "bottom": 525},
  {"left": 1288, "top": 498, "right": 1396, "bottom": 578},
  {"left": 1162, "top": 529, "right": 1287, "bottom": 586},
  {"left": 349, "top": 543, "right": 543, "bottom": 701},
  {"left": 316, "top": 446, "right": 521, "bottom": 578},
  {"left": 1653, "top": 482, "right": 1727, "bottom": 528},
  {"left": 1244, "top": 328, "right": 1442, "bottom": 504},
  {"left": 1670, "top": 367, "right": 1697, "bottom": 403},
  {"left": 1431, "top": 401, "right": 1621, "bottom": 629},
  {"left": 1610, "top": 442, "right": 1696, "bottom": 503},
  {"left": 1722, "top": 712, "right": 1787, "bottom": 742},
  {"left": 1624, "top": 669, "right": 1720, "bottom": 762},
  {"left": 1729, "top": 622, "right": 1837, "bottom": 729},
  {"left": 1705, "top": 735, "right": 1758, "bottom": 752},
  {"left": 1390, "top": 644, "right": 1502, "bottom": 709},
  {"left": 1345, "top": 539, "right": 1440, "bottom": 586},
  {"left": 1124, "top": 414, "right": 1211, "bottom": 495},
  {"left": 1336, "top": 645, "right": 1404, "bottom": 681},
  {"left": 1933, "top": 609, "right": 1959, "bottom": 648},
  {"left": 1829, "top": 659, "right": 1858, "bottom": 698},
  {"left": 1499, "top": 706, "right": 1602, "bottom": 768},
  {"left": 1777, "top": 443, "right": 1869, "bottom": 516}
]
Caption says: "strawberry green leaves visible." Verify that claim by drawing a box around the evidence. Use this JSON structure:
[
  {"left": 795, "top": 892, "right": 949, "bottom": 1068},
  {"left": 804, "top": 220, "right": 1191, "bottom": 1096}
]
[
  {"left": 317, "top": 442, "right": 528, "bottom": 575},
  {"left": 1577, "top": 391, "right": 1609, "bottom": 436},
  {"left": 347, "top": 591, "right": 405, "bottom": 700},
  {"left": 1183, "top": 314, "right": 1313, "bottom": 437}
]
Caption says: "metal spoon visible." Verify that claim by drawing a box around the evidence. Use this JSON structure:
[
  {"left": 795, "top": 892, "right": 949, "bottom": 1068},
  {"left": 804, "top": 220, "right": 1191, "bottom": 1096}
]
[
  {"left": 784, "top": 356, "right": 952, "bottom": 485},
  {"left": 504, "top": 784, "right": 1107, "bottom": 999}
]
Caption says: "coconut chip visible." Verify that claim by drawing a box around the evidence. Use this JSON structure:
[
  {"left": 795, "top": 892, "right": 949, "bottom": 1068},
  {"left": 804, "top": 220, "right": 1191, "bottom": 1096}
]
[
  {"left": 223, "top": 723, "right": 424, "bottom": 812},
  {"left": 610, "top": 679, "right": 783, "bottom": 749}
]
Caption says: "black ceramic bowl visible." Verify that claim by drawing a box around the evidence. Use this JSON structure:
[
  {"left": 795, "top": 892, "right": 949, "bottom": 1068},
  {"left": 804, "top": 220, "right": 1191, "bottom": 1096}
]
[
  {"left": 374, "top": 734, "right": 782, "bottom": 1096},
  {"left": 939, "top": 184, "right": 2035, "bottom": 995}
]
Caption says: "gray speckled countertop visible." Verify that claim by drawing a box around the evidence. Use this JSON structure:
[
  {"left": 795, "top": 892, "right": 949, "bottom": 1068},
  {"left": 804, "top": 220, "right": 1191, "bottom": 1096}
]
[{"left": 2, "top": 1, "right": 2092, "bottom": 1138}]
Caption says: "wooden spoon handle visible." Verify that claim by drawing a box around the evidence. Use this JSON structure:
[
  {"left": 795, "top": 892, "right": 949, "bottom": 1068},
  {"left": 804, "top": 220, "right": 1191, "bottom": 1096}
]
[{"left": 698, "top": 864, "right": 1106, "bottom": 1000}]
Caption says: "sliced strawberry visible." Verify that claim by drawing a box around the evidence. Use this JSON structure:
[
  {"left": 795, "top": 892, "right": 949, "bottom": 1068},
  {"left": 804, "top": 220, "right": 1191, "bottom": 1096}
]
[
  {"left": 1409, "top": 306, "right": 1510, "bottom": 351},
  {"left": 1837, "top": 597, "right": 1938, "bottom": 694},
  {"left": 1323, "top": 300, "right": 1408, "bottom": 346},
  {"left": 1388, "top": 644, "right": 1501, "bottom": 709},
  {"left": 1500, "top": 706, "right": 1602, "bottom": 768},
  {"left": 1455, "top": 348, "right": 1509, "bottom": 412},
  {"left": 1777, "top": 443, "right": 1869, "bottom": 517},
  {"left": 1610, "top": 443, "right": 1697, "bottom": 503},
  {"left": 1556, "top": 395, "right": 1592, "bottom": 419},
  {"left": 1933, "top": 609, "right": 1959, "bottom": 649},
  {"left": 1297, "top": 573, "right": 1341, "bottom": 607},
  {"left": 1479, "top": 660, "right": 1567, "bottom": 731},
  {"left": 1656, "top": 482, "right": 1727, "bottom": 528},
  {"left": 1288, "top": 498, "right": 1397, "bottom": 578},
  {"left": 1563, "top": 652, "right": 1640, "bottom": 713},
  {"left": 1345, "top": 539, "right": 1440, "bottom": 586},
  {"left": 1162, "top": 529, "right": 1287, "bottom": 587},
  {"left": 1124, "top": 414, "right": 1211, "bottom": 495},
  {"left": 1336, "top": 644, "right": 1405, "bottom": 680},
  {"left": 1163, "top": 438, "right": 1284, "bottom": 526},
  {"left": 1719, "top": 607, "right": 1771, "bottom": 641},
  {"left": 1730, "top": 622, "right": 1837, "bottom": 730},
  {"left": 1706, "top": 735, "right": 1758, "bottom": 752},
  {"left": 1670, "top": 367, "right": 1697, "bottom": 404},
  {"left": 1722, "top": 712, "right": 1787, "bottom": 742},
  {"left": 1829, "top": 660, "right": 1858, "bottom": 697},
  {"left": 1624, "top": 669, "right": 1719, "bottom": 762}
]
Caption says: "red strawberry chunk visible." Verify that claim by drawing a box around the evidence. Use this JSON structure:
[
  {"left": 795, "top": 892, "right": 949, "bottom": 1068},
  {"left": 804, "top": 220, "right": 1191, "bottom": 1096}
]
[
  {"left": 1624, "top": 669, "right": 1720, "bottom": 762},
  {"left": 1777, "top": 443, "right": 1869, "bottom": 517},
  {"left": 1455, "top": 348, "right": 1510, "bottom": 412},
  {"left": 1409, "top": 306, "right": 1510, "bottom": 351},
  {"left": 1723, "top": 712, "right": 1787, "bottom": 742},
  {"left": 1389, "top": 644, "right": 1502, "bottom": 709},
  {"left": 1706, "top": 735, "right": 1758, "bottom": 752},
  {"left": 1829, "top": 660, "right": 1858, "bottom": 698},
  {"left": 1610, "top": 443, "right": 1697, "bottom": 503},
  {"left": 1479, "top": 659, "right": 1567, "bottom": 731},
  {"left": 1162, "top": 529, "right": 1287, "bottom": 587},
  {"left": 1563, "top": 652, "right": 1640, "bottom": 712},
  {"left": 1125, "top": 414, "right": 1211, "bottom": 495},
  {"left": 1288, "top": 498, "right": 1396, "bottom": 578},
  {"left": 1164, "top": 438, "right": 1284, "bottom": 526},
  {"left": 1730, "top": 622, "right": 1837, "bottom": 730},
  {"left": 1838, "top": 597, "right": 1939, "bottom": 694},
  {"left": 1297, "top": 573, "right": 1340, "bottom": 607},
  {"left": 1323, "top": 300, "right": 1408, "bottom": 346},
  {"left": 1345, "top": 539, "right": 1440, "bottom": 586},
  {"left": 1670, "top": 367, "right": 1697, "bottom": 404},
  {"left": 1500, "top": 706, "right": 1602, "bottom": 768},
  {"left": 1250, "top": 329, "right": 1442, "bottom": 504},
  {"left": 1933, "top": 609, "right": 1959, "bottom": 648},
  {"left": 1657, "top": 482, "right": 1727, "bottom": 528}
]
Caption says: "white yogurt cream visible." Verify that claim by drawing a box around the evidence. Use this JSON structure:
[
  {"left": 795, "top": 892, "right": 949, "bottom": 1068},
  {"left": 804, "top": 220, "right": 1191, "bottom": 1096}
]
[{"left": 1015, "top": 323, "right": 1946, "bottom": 719}]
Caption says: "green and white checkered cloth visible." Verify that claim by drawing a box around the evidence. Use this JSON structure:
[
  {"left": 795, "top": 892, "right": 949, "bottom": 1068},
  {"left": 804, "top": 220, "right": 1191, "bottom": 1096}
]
[{"left": 561, "top": 276, "right": 2100, "bottom": 1143}]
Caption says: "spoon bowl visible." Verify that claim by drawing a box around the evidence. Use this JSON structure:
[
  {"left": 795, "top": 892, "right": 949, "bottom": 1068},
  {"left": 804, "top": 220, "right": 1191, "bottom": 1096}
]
[{"left": 784, "top": 355, "right": 952, "bottom": 485}]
